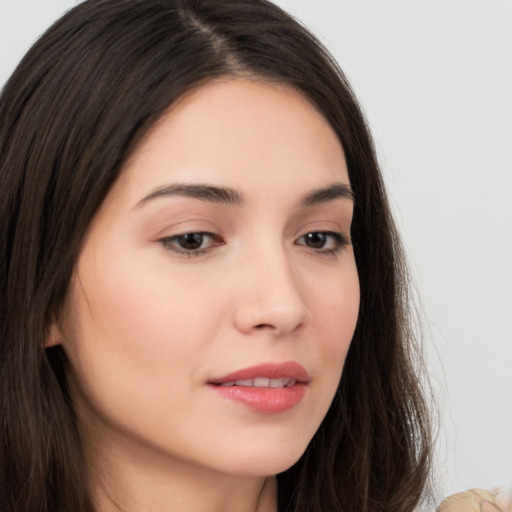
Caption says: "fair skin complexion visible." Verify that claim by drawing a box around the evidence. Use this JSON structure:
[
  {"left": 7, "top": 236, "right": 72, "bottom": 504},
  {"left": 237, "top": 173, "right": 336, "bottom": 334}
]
[
  {"left": 48, "top": 78, "right": 360, "bottom": 512},
  {"left": 441, "top": 490, "right": 512, "bottom": 512},
  {"left": 482, "top": 495, "right": 512, "bottom": 512}
]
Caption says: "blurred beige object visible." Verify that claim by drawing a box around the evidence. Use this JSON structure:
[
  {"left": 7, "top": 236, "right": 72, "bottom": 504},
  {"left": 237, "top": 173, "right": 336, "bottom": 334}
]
[{"left": 437, "top": 489, "right": 512, "bottom": 512}]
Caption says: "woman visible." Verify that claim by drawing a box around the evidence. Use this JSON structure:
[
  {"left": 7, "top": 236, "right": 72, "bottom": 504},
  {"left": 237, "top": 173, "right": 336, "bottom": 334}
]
[{"left": 0, "top": 1, "right": 432, "bottom": 510}]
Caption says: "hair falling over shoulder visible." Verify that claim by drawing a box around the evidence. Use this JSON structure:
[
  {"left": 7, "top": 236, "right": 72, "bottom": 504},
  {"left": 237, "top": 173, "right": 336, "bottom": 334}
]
[{"left": 0, "top": 0, "right": 434, "bottom": 510}]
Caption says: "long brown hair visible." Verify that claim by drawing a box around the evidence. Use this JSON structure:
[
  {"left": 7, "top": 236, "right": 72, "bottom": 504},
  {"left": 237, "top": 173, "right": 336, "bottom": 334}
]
[{"left": 0, "top": 1, "right": 433, "bottom": 510}]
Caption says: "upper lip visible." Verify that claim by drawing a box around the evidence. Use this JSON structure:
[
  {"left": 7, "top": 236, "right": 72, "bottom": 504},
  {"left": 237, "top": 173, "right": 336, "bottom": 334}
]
[{"left": 208, "top": 361, "right": 309, "bottom": 384}]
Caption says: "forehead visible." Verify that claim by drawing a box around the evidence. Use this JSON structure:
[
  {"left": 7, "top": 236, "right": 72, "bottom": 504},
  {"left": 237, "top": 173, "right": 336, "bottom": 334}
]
[{"left": 115, "top": 78, "right": 348, "bottom": 206}]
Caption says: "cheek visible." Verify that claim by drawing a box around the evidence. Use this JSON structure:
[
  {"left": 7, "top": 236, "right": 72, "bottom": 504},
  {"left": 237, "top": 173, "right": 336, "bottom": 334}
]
[
  {"left": 60, "top": 249, "right": 221, "bottom": 414},
  {"left": 315, "top": 259, "right": 359, "bottom": 335},
  {"left": 312, "top": 262, "right": 360, "bottom": 378},
  {"left": 70, "top": 249, "right": 217, "bottom": 357}
]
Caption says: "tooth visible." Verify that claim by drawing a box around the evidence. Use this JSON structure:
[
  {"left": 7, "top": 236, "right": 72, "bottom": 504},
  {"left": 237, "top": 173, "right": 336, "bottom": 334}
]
[
  {"left": 269, "top": 378, "right": 286, "bottom": 388},
  {"left": 253, "top": 377, "right": 270, "bottom": 387},
  {"left": 225, "top": 378, "right": 297, "bottom": 388},
  {"left": 234, "top": 379, "right": 254, "bottom": 387}
]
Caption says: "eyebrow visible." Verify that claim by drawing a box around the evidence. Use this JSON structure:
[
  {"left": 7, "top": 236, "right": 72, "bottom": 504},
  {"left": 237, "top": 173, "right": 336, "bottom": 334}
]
[
  {"left": 137, "top": 183, "right": 245, "bottom": 207},
  {"left": 300, "top": 182, "right": 355, "bottom": 206},
  {"left": 136, "top": 181, "right": 354, "bottom": 208}
]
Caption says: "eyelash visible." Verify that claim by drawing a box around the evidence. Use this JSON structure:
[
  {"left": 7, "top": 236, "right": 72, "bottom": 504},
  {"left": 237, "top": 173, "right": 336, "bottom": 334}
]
[
  {"left": 159, "top": 230, "right": 350, "bottom": 258},
  {"left": 159, "top": 232, "right": 223, "bottom": 258},
  {"left": 296, "top": 231, "right": 350, "bottom": 256}
]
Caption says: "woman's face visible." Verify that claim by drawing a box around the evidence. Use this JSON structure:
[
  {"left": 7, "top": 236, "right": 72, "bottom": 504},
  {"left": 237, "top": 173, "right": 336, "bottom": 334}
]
[{"left": 53, "top": 78, "right": 360, "bottom": 478}]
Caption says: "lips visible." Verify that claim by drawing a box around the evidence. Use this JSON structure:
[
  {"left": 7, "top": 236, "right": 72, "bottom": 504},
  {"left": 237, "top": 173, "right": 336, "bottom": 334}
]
[
  {"left": 208, "top": 362, "right": 309, "bottom": 414},
  {"left": 209, "top": 361, "right": 309, "bottom": 384},
  {"left": 218, "top": 377, "right": 296, "bottom": 388}
]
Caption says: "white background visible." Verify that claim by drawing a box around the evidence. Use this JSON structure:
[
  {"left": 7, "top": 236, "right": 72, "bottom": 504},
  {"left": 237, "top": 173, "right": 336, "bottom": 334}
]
[{"left": 1, "top": 0, "right": 511, "bottom": 501}]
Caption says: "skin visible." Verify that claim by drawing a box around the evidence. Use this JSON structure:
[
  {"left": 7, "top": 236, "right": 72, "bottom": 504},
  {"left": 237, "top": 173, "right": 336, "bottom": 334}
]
[
  {"left": 48, "top": 78, "right": 360, "bottom": 512},
  {"left": 439, "top": 489, "right": 512, "bottom": 512},
  {"left": 483, "top": 498, "right": 512, "bottom": 512}
]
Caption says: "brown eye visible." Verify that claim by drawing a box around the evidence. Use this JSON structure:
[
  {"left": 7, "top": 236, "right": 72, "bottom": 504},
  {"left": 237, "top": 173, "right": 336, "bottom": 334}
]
[
  {"left": 296, "top": 231, "right": 349, "bottom": 254},
  {"left": 176, "top": 233, "right": 205, "bottom": 250},
  {"left": 304, "top": 232, "right": 328, "bottom": 249},
  {"left": 160, "top": 232, "right": 224, "bottom": 257}
]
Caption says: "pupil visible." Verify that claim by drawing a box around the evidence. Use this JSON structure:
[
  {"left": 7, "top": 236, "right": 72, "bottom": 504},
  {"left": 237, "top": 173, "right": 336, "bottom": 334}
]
[
  {"left": 306, "top": 232, "right": 326, "bottom": 248},
  {"left": 178, "top": 233, "right": 203, "bottom": 250}
]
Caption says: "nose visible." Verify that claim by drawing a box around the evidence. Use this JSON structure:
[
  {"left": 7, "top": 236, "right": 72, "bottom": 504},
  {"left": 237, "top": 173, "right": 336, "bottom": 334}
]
[{"left": 232, "top": 246, "right": 310, "bottom": 337}]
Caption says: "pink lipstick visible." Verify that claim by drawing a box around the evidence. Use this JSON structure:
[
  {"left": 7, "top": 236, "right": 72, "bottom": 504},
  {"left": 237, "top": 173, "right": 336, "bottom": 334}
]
[{"left": 208, "top": 362, "right": 308, "bottom": 414}]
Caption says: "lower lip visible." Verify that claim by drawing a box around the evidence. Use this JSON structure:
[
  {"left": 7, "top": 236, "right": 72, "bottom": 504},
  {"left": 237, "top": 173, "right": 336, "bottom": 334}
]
[{"left": 209, "top": 383, "right": 307, "bottom": 414}]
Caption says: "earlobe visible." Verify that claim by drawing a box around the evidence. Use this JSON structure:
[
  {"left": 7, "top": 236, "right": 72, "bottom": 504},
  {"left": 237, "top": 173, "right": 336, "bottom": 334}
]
[{"left": 45, "top": 320, "right": 63, "bottom": 348}]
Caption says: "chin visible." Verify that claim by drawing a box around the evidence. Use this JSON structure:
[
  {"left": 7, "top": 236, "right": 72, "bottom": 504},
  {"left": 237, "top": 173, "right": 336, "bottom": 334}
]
[{"left": 217, "top": 441, "right": 309, "bottom": 478}]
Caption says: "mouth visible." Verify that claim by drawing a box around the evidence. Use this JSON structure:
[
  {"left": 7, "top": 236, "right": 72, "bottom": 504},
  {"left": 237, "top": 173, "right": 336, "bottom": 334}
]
[
  {"left": 217, "top": 377, "right": 297, "bottom": 388},
  {"left": 207, "top": 361, "right": 309, "bottom": 414},
  {"left": 208, "top": 361, "right": 309, "bottom": 385}
]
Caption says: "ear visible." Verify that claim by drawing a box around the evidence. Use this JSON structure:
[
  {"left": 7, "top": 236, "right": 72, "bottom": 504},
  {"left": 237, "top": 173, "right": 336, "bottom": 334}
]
[{"left": 45, "top": 318, "right": 63, "bottom": 348}]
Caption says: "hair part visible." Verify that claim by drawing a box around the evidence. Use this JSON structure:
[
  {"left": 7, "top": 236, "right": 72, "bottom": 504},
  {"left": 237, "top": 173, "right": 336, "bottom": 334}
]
[{"left": 0, "top": 1, "right": 433, "bottom": 510}]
